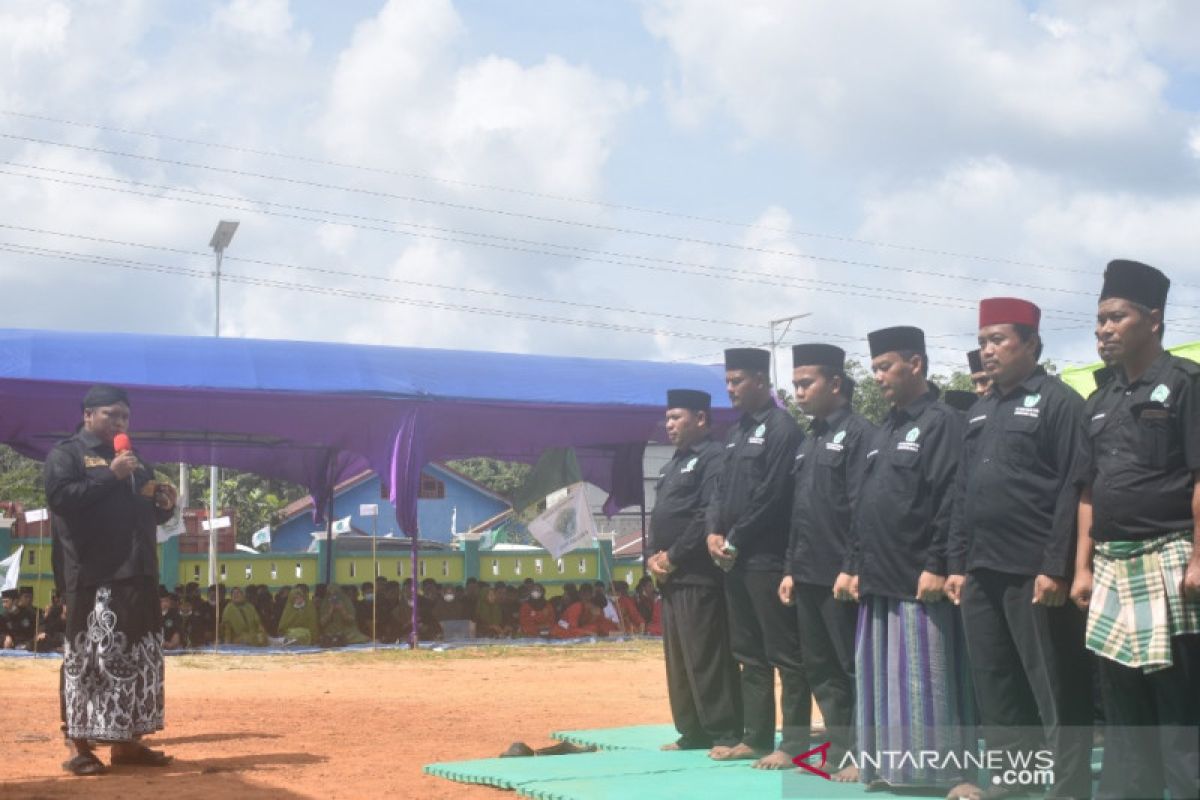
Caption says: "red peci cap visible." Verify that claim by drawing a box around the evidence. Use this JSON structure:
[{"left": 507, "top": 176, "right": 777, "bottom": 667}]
[{"left": 979, "top": 297, "right": 1040, "bottom": 330}]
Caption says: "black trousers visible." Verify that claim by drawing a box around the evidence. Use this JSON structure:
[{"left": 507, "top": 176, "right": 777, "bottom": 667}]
[
  {"left": 725, "top": 567, "right": 810, "bottom": 753},
  {"left": 661, "top": 581, "right": 742, "bottom": 748},
  {"left": 793, "top": 581, "right": 856, "bottom": 762},
  {"left": 1096, "top": 634, "right": 1200, "bottom": 800},
  {"left": 960, "top": 569, "right": 1093, "bottom": 799}
]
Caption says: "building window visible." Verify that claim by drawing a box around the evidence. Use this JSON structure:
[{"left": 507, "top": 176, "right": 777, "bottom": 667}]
[
  {"left": 28, "top": 549, "right": 36, "bottom": 566},
  {"left": 419, "top": 560, "right": 426, "bottom": 577},
  {"left": 418, "top": 474, "right": 445, "bottom": 499},
  {"left": 535, "top": 558, "right": 544, "bottom": 575},
  {"left": 270, "top": 563, "right": 278, "bottom": 580},
  {"left": 350, "top": 562, "right": 357, "bottom": 578},
  {"left": 557, "top": 559, "right": 565, "bottom": 574},
  {"left": 514, "top": 559, "right": 522, "bottom": 576},
  {"left": 193, "top": 565, "right": 200, "bottom": 581},
  {"left": 375, "top": 561, "right": 381, "bottom": 577},
  {"left": 220, "top": 563, "right": 227, "bottom": 580},
  {"left": 577, "top": 559, "right": 587, "bottom": 574},
  {"left": 396, "top": 560, "right": 403, "bottom": 577},
  {"left": 244, "top": 565, "right": 253, "bottom": 580},
  {"left": 441, "top": 560, "right": 449, "bottom": 577},
  {"left": 491, "top": 559, "right": 499, "bottom": 577},
  {"left": 295, "top": 563, "right": 303, "bottom": 579}
]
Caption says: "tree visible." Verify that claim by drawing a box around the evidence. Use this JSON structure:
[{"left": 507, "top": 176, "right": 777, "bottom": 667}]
[
  {"left": 182, "top": 466, "right": 307, "bottom": 546},
  {"left": 0, "top": 445, "right": 46, "bottom": 508},
  {"left": 445, "top": 458, "right": 531, "bottom": 500}
]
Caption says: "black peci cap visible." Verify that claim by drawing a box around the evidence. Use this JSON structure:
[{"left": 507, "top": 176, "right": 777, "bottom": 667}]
[
  {"left": 1100, "top": 259, "right": 1169, "bottom": 311},
  {"left": 868, "top": 326, "right": 925, "bottom": 358},
  {"left": 724, "top": 348, "right": 770, "bottom": 373},
  {"left": 666, "top": 389, "right": 711, "bottom": 412},
  {"left": 791, "top": 343, "right": 845, "bottom": 371}
]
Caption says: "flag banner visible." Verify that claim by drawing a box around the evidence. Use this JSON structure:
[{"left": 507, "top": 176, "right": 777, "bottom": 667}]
[
  {"left": 526, "top": 483, "right": 597, "bottom": 560},
  {"left": 201, "top": 516, "right": 232, "bottom": 531},
  {"left": 1, "top": 546, "right": 23, "bottom": 592},
  {"left": 359, "top": 504, "right": 379, "bottom": 517},
  {"left": 156, "top": 504, "right": 186, "bottom": 543},
  {"left": 251, "top": 526, "right": 271, "bottom": 548},
  {"left": 331, "top": 516, "right": 353, "bottom": 536},
  {"left": 235, "top": 543, "right": 258, "bottom": 554},
  {"left": 24, "top": 508, "right": 49, "bottom": 523}
]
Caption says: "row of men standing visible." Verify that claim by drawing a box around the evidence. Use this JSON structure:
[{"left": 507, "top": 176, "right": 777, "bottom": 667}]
[{"left": 648, "top": 258, "right": 1200, "bottom": 800}]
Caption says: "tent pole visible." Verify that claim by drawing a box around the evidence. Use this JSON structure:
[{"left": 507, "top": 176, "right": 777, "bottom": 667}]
[
  {"left": 639, "top": 502, "right": 648, "bottom": 578},
  {"left": 324, "top": 491, "right": 334, "bottom": 590},
  {"left": 409, "top": 523, "right": 419, "bottom": 649}
]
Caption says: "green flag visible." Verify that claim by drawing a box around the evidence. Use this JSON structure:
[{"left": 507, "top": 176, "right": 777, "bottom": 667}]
[{"left": 512, "top": 447, "right": 582, "bottom": 512}]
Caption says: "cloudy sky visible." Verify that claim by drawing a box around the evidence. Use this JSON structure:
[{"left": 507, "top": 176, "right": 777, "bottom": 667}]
[{"left": 1, "top": 0, "right": 1198, "bottom": 375}]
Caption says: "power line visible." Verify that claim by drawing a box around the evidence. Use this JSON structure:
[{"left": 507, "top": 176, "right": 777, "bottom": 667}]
[
  {"left": 10, "top": 161, "right": 1177, "bottom": 332},
  {"left": 2, "top": 132, "right": 1147, "bottom": 298},
  {"left": 0, "top": 109, "right": 1129, "bottom": 278}
]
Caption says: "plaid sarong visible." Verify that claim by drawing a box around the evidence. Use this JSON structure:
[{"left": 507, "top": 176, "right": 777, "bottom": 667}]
[{"left": 1086, "top": 531, "right": 1200, "bottom": 673}]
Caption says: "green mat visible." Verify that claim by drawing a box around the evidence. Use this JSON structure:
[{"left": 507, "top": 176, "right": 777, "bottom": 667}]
[
  {"left": 424, "top": 748, "right": 738, "bottom": 790},
  {"left": 551, "top": 724, "right": 686, "bottom": 751},
  {"left": 519, "top": 769, "right": 873, "bottom": 800}
]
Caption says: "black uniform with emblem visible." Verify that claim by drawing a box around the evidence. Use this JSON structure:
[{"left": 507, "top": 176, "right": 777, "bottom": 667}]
[
  {"left": 650, "top": 389, "right": 742, "bottom": 749},
  {"left": 44, "top": 385, "right": 174, "bottom": 742},
  {"left": 705, "top": 348, "right": 810, "bottom": 757},
  {"left": 6, "top": 592, "right": 37, "bottom": 649},
  {"left": 785, "top": 344, "right": 874, "bottom": 764},
  {"left": 161, "top": 599, "right": 183, "bottom": 648},
  {"left": 948, "top": 298, "right": 1092, "bottom": 799},
  {"left": 1076, "top": 261, "right": 1200, "bottom": 800}
]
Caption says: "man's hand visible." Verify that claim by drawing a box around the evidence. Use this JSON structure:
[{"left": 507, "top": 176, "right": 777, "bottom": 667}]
[
  {"left": 944, "top": 574, "right": 966, "bottom": 606},
  {"left": 648, "top": 552, "right": 671, "bottom": 580},
  {"left": 154, "top": 482, "right": 179, "bottom": 511},
  {"left": 1181, "top": 552, "right": 1200, "bottom": 603},
  {"left": 1032, "top": 574, "right": 1068, "bottom": 607},
  {"left": 833, "top": 572, "right": 858, "bottom": 602},
  {"left": 778, "top": 575, "right": 795, "bottom": 606},
  {"left": 1069, "top": 569, "right": 1093, "bottom": 612},
  {"left": 707, "top": 534, "right": 735, "bottom": 571},
  {"left": 915, "top": 571, "right": 946, "bottom": 603},
  {"left": 110, "top": 450, "right": 138, "bottom": 480}
]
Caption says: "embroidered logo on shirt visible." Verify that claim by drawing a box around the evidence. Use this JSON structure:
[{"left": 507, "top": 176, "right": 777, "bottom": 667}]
[
  {"left": 1091, "top": 412, "right": 1106, "bottom": 422},
  {"left": 833, "top": 430, "right": 847, "bottom": 444},
  {"left": 905, "top": 427, "right": 920, "bottom": 442},
  {"left": 83, "top": 455, "right": 109, "bottom": 468},
  {"left": 754, "top": 423, "right": 766, "bottom": 437},
  {"left": 681, "top": 457, "right": 699, "bottom": 473},
  {"left": 969, "top": 414, "right": 987, "bottom": 424},
  {"left": 1023, "top": 393, "right": 1040, "bottom": 408},
  {"left": 1151, "top": 384, "right": 1170, "bottom": 403}
]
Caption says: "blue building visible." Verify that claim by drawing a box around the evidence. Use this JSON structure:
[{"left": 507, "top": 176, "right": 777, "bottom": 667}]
[{"left": 271, "top": 463, "right": 511, "bottom": 553}]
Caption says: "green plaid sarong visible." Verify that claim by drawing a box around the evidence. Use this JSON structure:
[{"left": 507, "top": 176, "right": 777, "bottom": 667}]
[{"left": 1086, "top": 531, "right": 1200, "bottom": 672}]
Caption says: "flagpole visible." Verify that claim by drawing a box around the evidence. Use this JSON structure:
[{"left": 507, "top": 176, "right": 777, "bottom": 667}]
[{"left": 371, "top": 513, "right": 377, "bottom": 651}]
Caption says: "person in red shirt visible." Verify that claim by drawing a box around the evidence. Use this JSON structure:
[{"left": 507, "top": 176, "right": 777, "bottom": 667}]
[
  {"left": 553, "top": 586, "right": 617, "bottom": 638},
  {"left": 609, "top": 581, "right": 645, "bottom": 634},
  {"left": 518, "top": 584, "right": 555, "bottom": 637}
]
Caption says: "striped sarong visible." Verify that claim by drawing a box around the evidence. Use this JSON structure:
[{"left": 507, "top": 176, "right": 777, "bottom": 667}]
[
  {"left": 1086, "top": 531, "right": 1200, "bottom": 673},
  {"left": 853, "top": 595, "right": 978, "bottom": 787}
]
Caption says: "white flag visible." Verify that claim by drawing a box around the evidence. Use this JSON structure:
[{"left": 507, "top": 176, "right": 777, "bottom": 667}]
[
  {"left": 24, "top": 508, "right": 49, "bottom": 523},
  {"left": 331, "top": 516, "right": 353, "bottom": 536},
  {"left": 0, "top": 546, "right": 22, "bottom": 592},
  {"left": 359, "top": 504, "right": 379, "bottom": 517},
  {"left": 201, "top": 516, "right": 232, "bottom": 532},
  {"left": 526, "top": 483, "right": 597, "bottom": 560},
  {"left": 235, "top": 543, "right": 258, "bottom": 554},
  {"left": 251, "top": 526, "right": 271, "bottom": 548},
  {"left": 156, "top": 505, "right": 186, "bottom": 543}
]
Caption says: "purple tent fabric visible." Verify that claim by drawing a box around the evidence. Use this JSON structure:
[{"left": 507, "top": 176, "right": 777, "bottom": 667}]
[{"left": 0, "top": 328, "right": 735, "bottom": 533}]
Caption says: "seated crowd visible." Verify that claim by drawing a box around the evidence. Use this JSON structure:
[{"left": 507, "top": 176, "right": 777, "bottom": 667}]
[{"left": 2, "top": 576, "right": 664, "bottom": 652}]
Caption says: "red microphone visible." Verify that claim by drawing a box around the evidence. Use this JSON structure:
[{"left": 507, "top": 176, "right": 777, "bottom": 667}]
[{"left": 113, "top": 433, "right": 132, "bottom": 453}]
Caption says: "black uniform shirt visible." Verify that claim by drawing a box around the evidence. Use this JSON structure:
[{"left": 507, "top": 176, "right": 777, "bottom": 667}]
[
  {"left": 161, "top": 608, "right": 182, "bottom": 643},
  {"left": 7, "top": 606, "right": 36, "bottom": 643},
  {"left": 650, "top": 436, "right": 725, "bottom": 586},
  {"left": 850, "top": 385, "right": 963, "bottom": 600},
  {"left": 706, "top": 404, "right": 804, "bottom": 571},
  {"left": 1078, "top": 351, "right": 1200, "bottom": 541},
  {"left": 44, "top": 430, "right": 172, "bottom": 593},
  {"left": 786, "top": 406, "right": 876, "bottom": 586},
  {"left": 949, "top": 368, "right": 1084, "bottom": 578}
]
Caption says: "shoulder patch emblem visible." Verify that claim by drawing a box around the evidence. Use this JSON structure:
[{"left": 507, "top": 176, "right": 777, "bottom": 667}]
[
  {"left": 905, "top": 427, "right": 920, "bottom": 443},
  {"left": 1151, "top": 384, "right": 1170, "bottom": 403},
  {"left": 833, "top": 430, "right": 847, "bottom": 444},
  {"left": 681, "top": 456, "right": 699, "bottom": 474},
  {"left": 753, "top": 423, "right": 766, "bottom": 438},
  {"left": 1023, "top": 393, "right": 1040, "bottom": 408}
]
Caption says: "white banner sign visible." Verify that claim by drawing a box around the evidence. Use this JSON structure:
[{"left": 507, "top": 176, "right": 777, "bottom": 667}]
[
  {"left": 201, "top": 516, "right": 232, "bottom": 532},
  {"left": 359, "top": 504, "right": 379, "bottom": 517},
  {"left": 24, "top": 508, "right": 49, "bottom": 523},
  {"left": 526, "top": 483, "right": 597, "bottom": 560}
]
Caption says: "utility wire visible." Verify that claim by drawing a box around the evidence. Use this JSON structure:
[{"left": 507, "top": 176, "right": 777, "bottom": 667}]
[
  {"left": 1, "top": 132, "right": 1145, "bottom": 298},
  {"left": 1, "top": 109, "right": 1167, "bottom": 283},
  {"left": 9, "top": 162, "right": 1180, "bottom": 331}
]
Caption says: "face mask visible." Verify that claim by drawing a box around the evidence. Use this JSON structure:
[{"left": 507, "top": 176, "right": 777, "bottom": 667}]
[
  {"left": 293, "top": 601, "right": 304, "bottom": 608},
  {"left": 530, "top": 591, "right": 543, "bottom": 600},
  {"left": 443, "top": 593, "right": 455, "bottom": 602},
  {"left": 364, "top": 593, "right": 373, "bottom": 601}
]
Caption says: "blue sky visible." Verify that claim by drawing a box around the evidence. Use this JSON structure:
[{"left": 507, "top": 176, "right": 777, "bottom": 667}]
[{"left": 1, "top": 0, "right": 1198, "bottom": 374}]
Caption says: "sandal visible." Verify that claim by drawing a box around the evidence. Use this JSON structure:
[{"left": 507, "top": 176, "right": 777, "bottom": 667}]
[
  {"left": 110, "top": 744, "right": 173, "bottom": 767},
  {"left": 62, "top": 751, "right": 108, "bottom": 776}
]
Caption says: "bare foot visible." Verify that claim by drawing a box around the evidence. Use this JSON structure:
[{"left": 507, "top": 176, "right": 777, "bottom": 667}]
[
  {"left": 660, "top": 742, "right": 681, "bottom": 751},
  {"left": 752, "top": 749, "right": 794, "bottom": 770},
  {"left": 832, "top": 765, "right": 860, "bottom": 783},
  {"left": 946, "top": 782, "right": 983, "bottom": 800},
  {"left": 709, "top": 742, "right": 767, "bottom": 761}
]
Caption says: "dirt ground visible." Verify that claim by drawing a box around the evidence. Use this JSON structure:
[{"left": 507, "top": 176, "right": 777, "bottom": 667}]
[{"left": 0, "top": 641, "right": 675, "bottom": 799}]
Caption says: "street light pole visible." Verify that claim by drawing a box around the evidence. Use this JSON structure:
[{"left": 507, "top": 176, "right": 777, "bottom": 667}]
[
  {"left": 768, "top": 312, "right": 812, "bottom": 393},
  {"left": 207, "top": 221, "right": 239, "bottom": 588}
]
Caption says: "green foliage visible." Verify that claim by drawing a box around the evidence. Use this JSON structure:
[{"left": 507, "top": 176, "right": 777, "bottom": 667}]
[
  {"left": 0, "top": 445, "right": 46, "bottom": 508},
  {"left": 183, "top": 466, "right": 307, "bottom": 546},
  {"left": 445, "top": 458, "right": 531, "bottom": 500}
]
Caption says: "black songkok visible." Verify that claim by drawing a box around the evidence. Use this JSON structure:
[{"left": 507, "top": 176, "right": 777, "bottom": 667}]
[
  {"left": 666, "top": 389, "right": 711, "bottom": 412},
  {"left": 81, "top": 384, "right": 130, "bottom": 411},
  {"left": 967, "top": 349, "right": 983, "bottom": 374},
  {"left": 723, "top": 348, "right": 770, "bottom": 373},
  {"left": 791, "top": 344, "right": 845, "bottom": 371},
  {"left": 943, "top": 390, "right": 977, "bottom": 412},
  {"left": 867, "top": 326, "right": 925, "bottom": 358},
  {"left": 1100, "top": 259, "right": 1169, "bottom": 311}
]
